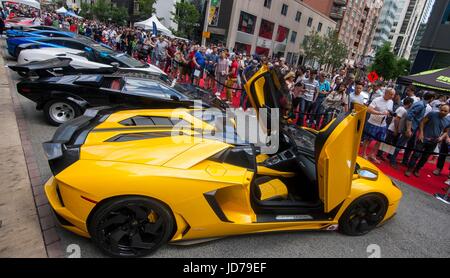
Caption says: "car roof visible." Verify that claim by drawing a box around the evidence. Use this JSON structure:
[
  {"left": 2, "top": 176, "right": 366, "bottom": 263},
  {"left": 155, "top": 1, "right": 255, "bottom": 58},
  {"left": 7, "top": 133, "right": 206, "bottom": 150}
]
[{"left": 34, "top": 30, "right": 72, "bottom": 35}]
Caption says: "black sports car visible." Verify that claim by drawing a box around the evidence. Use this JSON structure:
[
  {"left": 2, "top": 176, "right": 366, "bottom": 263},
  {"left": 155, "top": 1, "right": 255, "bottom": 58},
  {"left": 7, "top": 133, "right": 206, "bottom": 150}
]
[{"left": 15, "top": 62, "right": 228, "bottom": 125}]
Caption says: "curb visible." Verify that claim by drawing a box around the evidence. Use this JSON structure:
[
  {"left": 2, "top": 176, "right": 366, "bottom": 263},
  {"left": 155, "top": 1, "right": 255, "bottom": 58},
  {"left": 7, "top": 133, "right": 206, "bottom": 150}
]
[{"left": 2, "top": 42, "right": 64, "bottom": 258}]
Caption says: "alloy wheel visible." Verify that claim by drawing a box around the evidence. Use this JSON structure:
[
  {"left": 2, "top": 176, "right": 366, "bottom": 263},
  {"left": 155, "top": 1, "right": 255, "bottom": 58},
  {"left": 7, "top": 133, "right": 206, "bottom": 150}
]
[
  {"left": 339, "top": 194, "right": 388, "bottom": 236},
  {"left": 96, "top": 203, "right": 166, "bottom": 257},
  {"left": 49, "top": 102, "right": 76, "bottom": 123}
]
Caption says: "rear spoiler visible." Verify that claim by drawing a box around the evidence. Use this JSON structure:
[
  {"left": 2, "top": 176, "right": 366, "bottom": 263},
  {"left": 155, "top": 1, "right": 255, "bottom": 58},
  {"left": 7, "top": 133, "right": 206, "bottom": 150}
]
[
  {"left": 8, "top": 57, "right": 117, "bottom": 78},
  {"left": 48, "top": 106, "right": 116, "bottom": 145},
  {"left": 43, "top": 106, "right": 117, "bottom": 175}
]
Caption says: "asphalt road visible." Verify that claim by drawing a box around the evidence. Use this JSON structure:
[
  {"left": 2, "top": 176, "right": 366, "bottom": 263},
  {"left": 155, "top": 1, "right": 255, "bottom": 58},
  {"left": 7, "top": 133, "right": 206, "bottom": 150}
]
[{"left": 3, "top": 45, "right": 450, "bottom": 258}]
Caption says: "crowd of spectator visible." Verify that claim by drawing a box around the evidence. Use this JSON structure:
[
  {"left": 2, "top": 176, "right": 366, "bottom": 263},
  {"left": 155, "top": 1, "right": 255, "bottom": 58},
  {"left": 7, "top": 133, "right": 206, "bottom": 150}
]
[{"left": 2, "top": 6, "right": 450, "bottom": 187}]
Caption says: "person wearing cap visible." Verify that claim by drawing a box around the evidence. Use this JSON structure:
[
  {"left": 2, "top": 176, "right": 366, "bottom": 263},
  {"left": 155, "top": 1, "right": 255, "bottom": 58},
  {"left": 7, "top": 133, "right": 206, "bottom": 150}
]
[{"left": 285, "top": 72, "right": 296, "bottom": 90}]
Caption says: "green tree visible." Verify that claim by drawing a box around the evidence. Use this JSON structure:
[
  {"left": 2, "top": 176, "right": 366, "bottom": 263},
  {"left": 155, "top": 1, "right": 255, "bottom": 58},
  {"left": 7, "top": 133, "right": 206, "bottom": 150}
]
[
  {"left": 302, "top": 30, "right": 323, "bottom": 66},
  {"left": 370, "top": 42, "right": 397, "bottom": 80},
  {"left": 136, "top": 0, "right": 157, "bottom": 21},
  {"left": 171, "top": 2, "right": 200, "bottom": 39},
  {"left": 370, "top": 43, "right": 412, "bottom": 80},
  {"left": 91, "top": 0, "right": 110, "bottom": 22},
  {"left": 302, "top": 30, "right": 348, "bottom": 70},
  {"left": 324, "top": 30, "right": 348, "bottom": 69},
  {"left": 79, "top": 2, "right": 93, "bottom": 20},
  {"left": 394, "top": 58, "right": 411, "bottom": 78},
  {"left": 111, "top": 6, "right": 129, "bottom": 25}
]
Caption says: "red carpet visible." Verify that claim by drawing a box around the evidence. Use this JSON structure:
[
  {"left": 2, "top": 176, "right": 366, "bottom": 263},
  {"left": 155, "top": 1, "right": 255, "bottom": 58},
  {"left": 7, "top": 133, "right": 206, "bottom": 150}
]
[{"left": 361, "top": 143, "right": 449, "bottom": 195}]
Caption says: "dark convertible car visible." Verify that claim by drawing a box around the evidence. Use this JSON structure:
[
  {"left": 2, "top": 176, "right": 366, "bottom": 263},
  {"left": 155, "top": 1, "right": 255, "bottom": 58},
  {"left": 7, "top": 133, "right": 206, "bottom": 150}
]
[{"left": 15, "top": 62, "right": 228, "bottom": 125}]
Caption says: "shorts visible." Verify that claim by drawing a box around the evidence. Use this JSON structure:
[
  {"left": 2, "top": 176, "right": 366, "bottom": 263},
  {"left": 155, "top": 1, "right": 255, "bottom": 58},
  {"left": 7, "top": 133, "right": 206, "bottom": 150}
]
[
  {"left": 363, "top": 122, "right": 387, "bottom": 142},
  {"left": 193, "top": 68, "right": 204, "bottom": 79}
]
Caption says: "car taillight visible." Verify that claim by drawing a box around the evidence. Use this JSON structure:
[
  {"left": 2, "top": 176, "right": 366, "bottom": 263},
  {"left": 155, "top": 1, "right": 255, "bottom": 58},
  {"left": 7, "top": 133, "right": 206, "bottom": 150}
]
[{"left": 20, "top": 87, "right": 31, "bottom": 93}]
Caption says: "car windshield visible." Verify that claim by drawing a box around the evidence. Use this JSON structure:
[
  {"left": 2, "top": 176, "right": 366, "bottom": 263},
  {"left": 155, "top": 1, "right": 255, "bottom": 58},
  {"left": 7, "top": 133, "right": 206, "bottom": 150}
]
[
  {"left": 123, "top": 78, "right": 188, "bottom": 100},
  {"left": 112, "top": 53, "right": 146, "bottom": 68},
  {"left": 191, "top": 111, "right": 249, "bottom": 145}
]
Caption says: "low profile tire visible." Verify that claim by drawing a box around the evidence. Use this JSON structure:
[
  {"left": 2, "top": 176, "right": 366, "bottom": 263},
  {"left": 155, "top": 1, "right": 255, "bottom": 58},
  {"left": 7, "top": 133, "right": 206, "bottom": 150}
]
[
  {"left": 43, "top": 99, "right": 81, "bottom": 126},
  {"left": 339, "top": 194, "right": 388, "bottom": 236},
  {"left": 88, "top": 196, "right": 175, "bottom": 257}
]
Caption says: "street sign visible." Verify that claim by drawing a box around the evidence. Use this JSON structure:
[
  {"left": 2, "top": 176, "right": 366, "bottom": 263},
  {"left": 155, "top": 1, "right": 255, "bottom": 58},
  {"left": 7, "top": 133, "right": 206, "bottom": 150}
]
[
  {"left": 202, "top": 31, "right": 211, "bottom": 38},
  {"left": 368, "top": 71, "right": 379, "bottom": 83}
]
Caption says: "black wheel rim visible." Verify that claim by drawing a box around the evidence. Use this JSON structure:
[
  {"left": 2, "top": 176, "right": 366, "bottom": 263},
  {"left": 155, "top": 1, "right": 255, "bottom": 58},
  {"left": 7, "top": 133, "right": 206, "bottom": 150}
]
[
  {"left": 347, "top": 197, "right": 386, "bottom": 235},
  {"left": 97, "top": 203, "right": 165, "bottom": 256}
]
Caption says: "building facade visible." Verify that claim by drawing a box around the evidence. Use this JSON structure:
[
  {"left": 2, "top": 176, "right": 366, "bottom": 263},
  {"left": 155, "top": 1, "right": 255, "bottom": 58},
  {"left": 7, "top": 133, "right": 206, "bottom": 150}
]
[
  {"left": 412, "top": 0, "right": 450, "bottom": 73},
  {"left": 391, "top": 0, "right": 431, "bottom": 60},
  {"left": 408, "top": 0, "right": 434, "bottom": 63},
  {"left": 371, "top": 0, "right": 398, "bottom": 51},
  {"left": 334, "top": 0, "right": 384, "bottom": 66},
  {"left": 204, "top": 0, "right": 336, "bottom": 66}
]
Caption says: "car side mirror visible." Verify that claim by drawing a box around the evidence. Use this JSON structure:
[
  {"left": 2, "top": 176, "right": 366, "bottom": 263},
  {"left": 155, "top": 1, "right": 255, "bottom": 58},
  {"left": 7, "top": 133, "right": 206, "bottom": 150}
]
[{"left": 110, "top": 62, "right": 120, "bottom": 68}]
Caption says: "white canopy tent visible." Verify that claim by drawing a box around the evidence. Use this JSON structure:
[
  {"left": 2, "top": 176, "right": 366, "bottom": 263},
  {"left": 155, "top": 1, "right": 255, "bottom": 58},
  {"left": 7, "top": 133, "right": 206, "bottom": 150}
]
[
  {"left": 134, "top": 15, "right": 173, "bottom": 37},
  {"left": 1, "top": 0, "right": 41, "bottom": 9},
  {"left": 66, "top": 10, "right": 83, "bottom": 19},
  {"left": 55, "top": 6, "right": 67, "bottom": 14}
]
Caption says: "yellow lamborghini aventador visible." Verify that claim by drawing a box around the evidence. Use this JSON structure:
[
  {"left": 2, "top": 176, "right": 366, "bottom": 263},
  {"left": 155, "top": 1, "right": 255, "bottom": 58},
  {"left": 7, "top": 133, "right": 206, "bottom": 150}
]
[{"left": 43, "top": 66, "right": 402, "bottom": 257}]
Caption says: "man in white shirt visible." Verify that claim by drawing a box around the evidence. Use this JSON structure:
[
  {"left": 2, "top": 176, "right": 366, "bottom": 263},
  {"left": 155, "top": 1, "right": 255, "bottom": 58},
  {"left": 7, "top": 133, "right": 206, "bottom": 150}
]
[
  {"left": 299, "top": 70, "right": 319, "bottom": 126},
  {"left": 362, "top": 88, "right": 395, "bottom": 163},
  {"left": 377, "top": 97, "right": 414, "bottom": 163},
  {"left": 406, "top": 86, "right": 420, "bottom": 103},
  {"left": 349, "top": 81, "right": 365, "bottom": 110}
]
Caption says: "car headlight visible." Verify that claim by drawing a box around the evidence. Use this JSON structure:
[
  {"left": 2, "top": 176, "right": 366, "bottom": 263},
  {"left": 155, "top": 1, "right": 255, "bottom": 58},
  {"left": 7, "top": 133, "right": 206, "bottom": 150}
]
[{"left": 357, "top": 168, "right": 378, "bottom": 181}]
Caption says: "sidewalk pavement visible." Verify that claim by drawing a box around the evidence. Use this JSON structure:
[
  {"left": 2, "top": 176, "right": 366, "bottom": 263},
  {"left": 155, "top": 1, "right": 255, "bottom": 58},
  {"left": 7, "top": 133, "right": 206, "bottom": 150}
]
[{"left": 0, "top": 42, "right": 47, "bottom": 257}]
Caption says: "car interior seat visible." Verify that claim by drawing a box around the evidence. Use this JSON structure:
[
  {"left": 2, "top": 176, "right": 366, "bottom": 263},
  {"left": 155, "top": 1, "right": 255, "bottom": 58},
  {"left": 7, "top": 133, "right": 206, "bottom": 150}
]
[{"left": 254, "top": 176, "right": 289, "bottom": 202}]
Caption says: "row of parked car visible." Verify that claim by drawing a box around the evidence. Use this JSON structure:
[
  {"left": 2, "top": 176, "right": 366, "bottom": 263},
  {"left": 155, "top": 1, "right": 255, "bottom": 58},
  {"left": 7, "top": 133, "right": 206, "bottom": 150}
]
[
  {"left": 6, "top": 25, "right": 227, "bottom": 125},
  {"left": 3, "top": 24, "right": 402, "bottom": 258}
]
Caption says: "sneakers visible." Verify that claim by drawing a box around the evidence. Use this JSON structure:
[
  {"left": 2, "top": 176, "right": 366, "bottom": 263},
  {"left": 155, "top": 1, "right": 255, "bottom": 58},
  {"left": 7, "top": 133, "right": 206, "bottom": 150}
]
[
  {"left": 405, "top": 169, "right": 412, "bottom": 177},
  {"left": 405, "top": 168, "right": 419, "bottom": 177}
]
